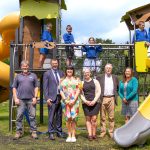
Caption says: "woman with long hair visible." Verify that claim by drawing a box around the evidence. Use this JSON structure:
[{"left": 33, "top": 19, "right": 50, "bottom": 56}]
[{"left": 119, "top": 67, "right": 139, "bottom": 123}]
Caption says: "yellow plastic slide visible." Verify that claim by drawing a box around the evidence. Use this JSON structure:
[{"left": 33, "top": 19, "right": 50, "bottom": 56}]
[{"left": 0, "top": 12, "right": 20, "bottom": 102}]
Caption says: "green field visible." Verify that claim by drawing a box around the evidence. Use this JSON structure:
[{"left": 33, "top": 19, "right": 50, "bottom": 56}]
[{"left": 0, "top": 98, "right": 150, "bottom": 150}]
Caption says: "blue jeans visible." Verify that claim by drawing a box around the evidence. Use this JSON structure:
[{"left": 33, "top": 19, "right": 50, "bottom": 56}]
[{"left": 16, "top": 99, "right": 37, "bottom": 132}]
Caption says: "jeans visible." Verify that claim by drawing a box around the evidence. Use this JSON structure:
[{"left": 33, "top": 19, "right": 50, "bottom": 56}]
[{"left": 16, "top": 99, "right": 37, "bottom": 132}]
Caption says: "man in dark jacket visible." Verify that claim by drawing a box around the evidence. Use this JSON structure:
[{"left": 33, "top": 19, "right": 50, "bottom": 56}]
[{"left": 43, "top": 59, "right": 64, "bottom": 140}]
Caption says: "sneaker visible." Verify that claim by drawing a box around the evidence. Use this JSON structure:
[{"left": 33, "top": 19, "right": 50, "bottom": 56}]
[
  {"left": 31, "top": 131, "right": 38, "bottom": 139},
  {"left": 71, "top": 137, "right": 76, "bottom": 142},
  {"left": 13, "top": 131, "right": 22, "bottom": 140},
  {"left": 66, "top": 137, "right": 72, "bottom": 142}
]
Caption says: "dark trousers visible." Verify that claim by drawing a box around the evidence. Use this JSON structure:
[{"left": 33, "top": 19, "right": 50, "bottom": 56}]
[{"left": 48, "top": 95, "right": 62, "bottom": 133}]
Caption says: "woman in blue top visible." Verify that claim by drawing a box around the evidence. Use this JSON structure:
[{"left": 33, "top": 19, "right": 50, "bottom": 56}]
[
  {"left": 119, "top": 67, "right": 138, "bottom": 123},
  {"left": 39, "top": 23, "right": 54, "bottom": 68},
  {"left": 81, "top": 37, "right": 102, "bottom": 73}
]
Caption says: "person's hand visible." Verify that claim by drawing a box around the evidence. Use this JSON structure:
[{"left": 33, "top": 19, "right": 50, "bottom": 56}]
[
  {"left": 32, "top": 97, "right": 37, "bottom": 105},
  {"left": 14, "top": 98, "right": 20, "bottom": 105},
  {"left": 123, "top": 98, "right": 128, "bottom": 104},
  {"left": 89, "top": 101, "right": 96, "bottom": 106},
  {"left": 47, "top": 99, "right": 52, "bottom": 106},
  {"left": 69, "top": 100, "right": 75, "bottom": 106},
  {"left": 85, "top": 101, "right": 91, "bottom": 106},
  {"left": 145, "top": 42, "right": 150, "bottom": 47}
]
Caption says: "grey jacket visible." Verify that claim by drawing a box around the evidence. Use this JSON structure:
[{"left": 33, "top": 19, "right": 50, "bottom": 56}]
[
  {"left": 43, "top": 69, "right": 64, "bottom": 102},
  {"left": 96, "top": 74, "right": 119, "bottom": 105}
]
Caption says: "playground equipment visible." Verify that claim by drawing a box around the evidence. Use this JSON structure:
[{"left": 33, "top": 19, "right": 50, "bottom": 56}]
[
  {"left": 114, "top": 3, "right": 150, "bottom": 148},
  {"left": 135, "top": 42, "right": 150, "bottom": 72},
  {"left": 114, "top": 95, "right": 150, "bottom": 147},
  {"left": 0, "top": 12, "right": 20, "bottom": 102}
]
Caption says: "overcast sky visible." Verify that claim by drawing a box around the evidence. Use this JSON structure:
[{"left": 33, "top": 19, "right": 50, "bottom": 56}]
[{"left": 0, "top": 0, "right": 149, "bottom": 43}]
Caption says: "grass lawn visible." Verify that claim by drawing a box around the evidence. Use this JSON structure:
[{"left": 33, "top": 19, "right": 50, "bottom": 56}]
[{"left": 0, "top": 98, "right": 150, "bottom": 150}]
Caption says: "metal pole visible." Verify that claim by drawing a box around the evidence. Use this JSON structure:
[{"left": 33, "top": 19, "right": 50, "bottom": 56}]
[
  {"left": 15, "top": 29, "right": 19, "bottom": 69},
  {"left": 40, "top": 75, "right": 43, "bottom": 124},
  {"left": 29, "top": 45, "right": 34, "bottom": 69},
  {"left": 9, "top": 42, "right": 15, "bottom": 131}
]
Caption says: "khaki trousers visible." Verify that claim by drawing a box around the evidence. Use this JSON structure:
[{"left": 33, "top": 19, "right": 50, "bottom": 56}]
[{"left": 100, "top": 97, "right": 115, "bottom": 134}]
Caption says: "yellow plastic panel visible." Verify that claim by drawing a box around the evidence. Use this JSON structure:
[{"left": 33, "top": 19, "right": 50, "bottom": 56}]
[
  {"left": 135, "top": 42, "right": 148, "bottom": 72},
  {"left": 146, "top": 58, "right": 150, "bottom": 68},
  {"left": 20, "top": 0, "right": 59, "bottom": 19},
  {"left": 138, "top": 94, "right": 150, "bottom": 120}
]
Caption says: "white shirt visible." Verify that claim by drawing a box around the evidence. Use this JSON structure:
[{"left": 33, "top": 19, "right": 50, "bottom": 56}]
[{"left": 104, "top": 74, "right": 114, "bottom": 96}]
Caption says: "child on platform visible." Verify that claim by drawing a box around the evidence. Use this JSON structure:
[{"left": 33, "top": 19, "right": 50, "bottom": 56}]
[
  {"left": 81, "top": 37, "right": 102, "bottom": 73},
  {"left": 63, "top": 25, "right": 75, "bottom": 66}
]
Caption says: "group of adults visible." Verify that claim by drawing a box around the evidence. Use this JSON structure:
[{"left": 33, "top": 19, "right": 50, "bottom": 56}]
[
  {"left": 12, "top": 59, "right": 138, "bottom": 143},
  {"left": 12, "top": 19, "right": 150, "bottom": 142}
]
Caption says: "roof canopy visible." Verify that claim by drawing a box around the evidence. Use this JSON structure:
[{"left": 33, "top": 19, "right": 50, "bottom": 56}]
[
  {"left": 20, "top": 0, "right": 67, "bottom": 19},
  {"left": 121, "top": 3, "right": 150, "bottom": 30}
]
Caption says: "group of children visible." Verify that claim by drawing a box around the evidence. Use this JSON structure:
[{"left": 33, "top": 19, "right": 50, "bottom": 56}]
[
  {"left": 38, "top": 23, "right": 103, "bottom": 73},
  {"left": 38, "top": 21, "right": 150, "bottom": 70}
]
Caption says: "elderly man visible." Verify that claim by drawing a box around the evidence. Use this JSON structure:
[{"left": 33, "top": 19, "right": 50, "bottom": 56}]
[
  {"left": 13, "top": 60, "right": 38, "bottom": 139},
  {"left": 97, "top": 63, "right": 119, "bottom": 138}
]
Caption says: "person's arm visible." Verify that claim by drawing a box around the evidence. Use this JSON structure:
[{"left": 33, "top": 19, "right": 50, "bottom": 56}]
[
  {"left": 42, "top": 31, "right": 47, "bottom": 41},
  {"left": 126, "top": 78, "right": 138, "bottom": 100},
  {"left": 80, "top": 81, "right": 88, "bottom": 103},
  {"left": 32, "top": 74, "right": 39, "bottom": 105},
  {"left": 12, "top": 75, "right": 19, "bottom": 105},
  {"left": 71, "top": 35, "right": 75, "bottom": 43},
  {"left": 81, "top": 45, "right": 88, "bottom": 52},
  {"left": 63, "top": 33, "right": 70, "bottom": 44},
  {"left": 43, "top": 72, "right": 53, "bottom": 101},
  {"left": 59, "top": 80, "right": 69, "bottom": 104},
  {"left": 118, "top": 81, "right": 124, "bottom": 100},
  {"left": 92, "top": 79, "right": 101, "bottom": 103},
  {"left": 149, "top": 27, "right": 150, "bottom": 42},
  {"left": 132, "top": 30, "right": 137, "bottom": 43},
  {"left": 96, "top": 45, "right": 102, "bottom": 52}
]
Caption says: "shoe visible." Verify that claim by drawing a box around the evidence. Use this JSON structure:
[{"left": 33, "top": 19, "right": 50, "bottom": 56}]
[
  {"left": 13, "top": 131, "right": 23, "bottom": 140},
  {"left": 31, "top": 131, "right": 38, "bottom": 139},
  {"left": 98, "top": 133, "right": 106, "bottom": 138},
  {"left": 57, "top": 132, "right": 66, "bottom": 138},
  {"left": 49, "top": 133, "right": 55, "bottom": 140},
  {"left": 66, "top": 137, "right": 72, "bottom": 142},
  {"left": 88, "top": 135, "right": 93, "bottom": 141},
  {"left": 93, "top": 135, "right": 97, "bottom": 140},
  {"left": 71, "top": 137, "right": 76, "bottom": 142}
]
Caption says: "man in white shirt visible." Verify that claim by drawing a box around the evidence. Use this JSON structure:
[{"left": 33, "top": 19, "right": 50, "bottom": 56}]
[{"left": 97, "top": 63, "right": 119, "bottom": 138}]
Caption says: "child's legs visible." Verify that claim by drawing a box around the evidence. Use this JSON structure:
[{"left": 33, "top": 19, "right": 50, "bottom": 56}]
[{"left": 83, "top": 58, "right": 91, "bottom": 71}]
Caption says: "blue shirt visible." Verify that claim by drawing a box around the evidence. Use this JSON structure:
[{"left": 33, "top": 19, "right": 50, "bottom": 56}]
[
  {"left": 63, "top": 33, "right": 75, "bottom": 44},
  {"left": 41, "top": 30, "right": 53, "bottom": 42},
  {"left": 12, "top": 72, "right": 38, "bottom": 100},
  {"left": 81, "top": 45, "right": 102, "bottom": 58},
  {"left": 119, "top": 77, "right": 138, "bottom": 101},
  {"left": 132, "top": 29, "right": 149, "bottom": 43},
  {"left": 148, "top": 28, "right": 150, "bottom": 42}
]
